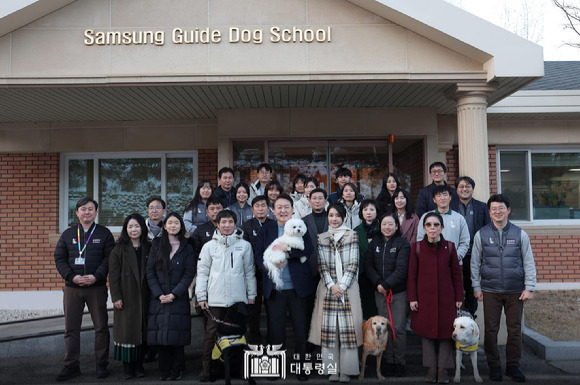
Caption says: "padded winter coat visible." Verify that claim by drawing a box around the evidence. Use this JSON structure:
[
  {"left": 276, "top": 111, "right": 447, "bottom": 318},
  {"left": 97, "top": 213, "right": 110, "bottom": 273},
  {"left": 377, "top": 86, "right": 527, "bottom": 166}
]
[
  {"left": 146, "top": 238, "right": 196, "bottom": 346},
  {"left": 54, "top": 223, "right": 114, "bottom": 287},
  {"left": 195, "top": 228, "right": 257, "bottom": 307}
]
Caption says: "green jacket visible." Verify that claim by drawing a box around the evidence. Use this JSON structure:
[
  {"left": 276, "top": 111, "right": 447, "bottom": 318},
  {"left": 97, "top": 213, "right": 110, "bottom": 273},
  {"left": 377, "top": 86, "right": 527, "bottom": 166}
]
[{"left": 354, "top": 221, "right": 379, "bottom": 276}]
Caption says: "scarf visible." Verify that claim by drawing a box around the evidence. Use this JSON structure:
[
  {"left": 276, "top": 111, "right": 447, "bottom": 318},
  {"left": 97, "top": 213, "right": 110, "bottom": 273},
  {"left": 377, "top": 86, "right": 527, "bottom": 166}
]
[
  {"left": 327, "top": 225, "right": 349, "bottom": 305},
  {"left": 148, "top": 219, "right": 162, "bottom": 237},
  {"left": 362, "top": 219, "right": 379, "bottom": 241}
]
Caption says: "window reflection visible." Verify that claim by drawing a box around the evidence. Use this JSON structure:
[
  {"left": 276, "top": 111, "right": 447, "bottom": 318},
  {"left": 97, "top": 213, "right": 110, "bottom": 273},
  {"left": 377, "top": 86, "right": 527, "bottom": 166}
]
[
  {"left": 532, "top": 153, "right": 580, "bottom": 219},
  {"left": 99, "top": 158, "right": 161, "bottom": 226},
  {"left": 500, "top": 151, "right": 529, "bottom": 221},
  {"left": 167, "top": 158, "right": 194, "bottom": 215},
  {"left": 68, "top": 159, "right": 94, "bottom": 226}
]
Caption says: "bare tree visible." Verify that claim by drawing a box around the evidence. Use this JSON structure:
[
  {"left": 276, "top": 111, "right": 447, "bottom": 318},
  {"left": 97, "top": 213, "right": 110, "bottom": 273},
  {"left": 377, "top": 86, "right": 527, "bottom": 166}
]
[
  {"left": 498, "top": 0, "right": 544, "bottom": 43},
  {"left": 444, "top": 0, "right": 544, "bottom": 44},
  {"left": 553, "top": 0, "right": 580, "bottom": 47}
]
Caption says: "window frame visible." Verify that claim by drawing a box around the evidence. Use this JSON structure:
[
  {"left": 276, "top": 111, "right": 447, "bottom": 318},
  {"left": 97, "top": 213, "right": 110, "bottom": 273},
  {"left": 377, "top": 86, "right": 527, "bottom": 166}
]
[
  {"left": 497, "top": 146, "right": 580, "bottom": 225},
  {"left": 60, "top": 151, "right": 198, "bottom": 232}
]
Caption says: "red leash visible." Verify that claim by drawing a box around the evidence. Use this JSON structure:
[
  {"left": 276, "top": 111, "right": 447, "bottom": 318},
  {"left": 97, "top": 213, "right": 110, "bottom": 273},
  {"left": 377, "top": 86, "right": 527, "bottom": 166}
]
[{"left": 385, "top": 289, "right": 395, "bottom": 341}]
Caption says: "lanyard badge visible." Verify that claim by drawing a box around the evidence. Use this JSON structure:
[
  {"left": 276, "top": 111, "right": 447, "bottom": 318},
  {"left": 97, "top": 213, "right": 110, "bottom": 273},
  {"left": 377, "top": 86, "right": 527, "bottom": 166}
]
[{"left": 75, "top": 224, "right": 96, "bottom": 265}]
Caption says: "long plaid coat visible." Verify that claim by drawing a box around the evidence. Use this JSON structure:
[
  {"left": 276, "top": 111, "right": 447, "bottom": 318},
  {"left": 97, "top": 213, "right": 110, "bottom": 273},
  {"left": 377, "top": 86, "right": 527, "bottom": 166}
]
[{"left": 311, "top": 229, "right": 363, "bottom": 349}]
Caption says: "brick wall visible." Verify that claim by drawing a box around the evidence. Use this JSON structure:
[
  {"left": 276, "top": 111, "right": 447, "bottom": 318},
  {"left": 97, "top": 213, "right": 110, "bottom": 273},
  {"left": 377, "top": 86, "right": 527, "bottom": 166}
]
[
  {"left": 446, "top": 145, "right": 498, "bottom": 196},
  {"left": 531, "top": 235, "right": 580, "bottom": 282},
  {"left": 0, "top": 153, "right": 61, "bottom": 291},
  {"left": 0, "top": 150, "right": 219, "bottom": 292},
  {"left": 446, "top": 146, "right": 459, "bottom": 188},
  {"left": 198, "top": 149, "right": 218, "bottom": 182}
]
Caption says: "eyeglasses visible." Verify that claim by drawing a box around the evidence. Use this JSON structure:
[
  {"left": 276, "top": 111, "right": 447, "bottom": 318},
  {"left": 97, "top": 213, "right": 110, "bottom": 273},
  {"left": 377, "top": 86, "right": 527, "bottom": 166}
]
[
  {"left": 490, "top": 206, "right": 507, "bottom": 213},
  {"left": 430, "top": 169, "right": 445, "bottom": 175},
  {"left": 148, "top": 206, "right": 163, "bottom": 211},
  {"left": 258, "top": 170, "right": 271, "bottom": 175},
  {"left": 425, "top": 222, "right": 441, "bottom": 228}
]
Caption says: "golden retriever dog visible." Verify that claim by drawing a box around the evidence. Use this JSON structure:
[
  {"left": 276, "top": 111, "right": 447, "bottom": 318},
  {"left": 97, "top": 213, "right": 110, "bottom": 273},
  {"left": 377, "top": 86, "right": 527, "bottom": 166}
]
[
  {"left": 358, "top": 316, "right": 389, "bottom": 380},
  {"left": 452, "top": 316, "right": 483, "bottom": 383}
]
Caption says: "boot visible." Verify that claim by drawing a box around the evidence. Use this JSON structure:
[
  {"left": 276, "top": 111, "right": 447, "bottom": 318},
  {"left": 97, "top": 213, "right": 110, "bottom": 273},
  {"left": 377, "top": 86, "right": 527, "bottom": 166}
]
[
  {"left": 135, "top": 355, "right": 146, "bottom": 378},
  {"left": 426, "top": 367, "right": 437, "bottom": 383},
  {"left": 199, "top": 361, "right": 210, "bottom": 382},
  {"left": 122, "top": 362, "right": 134, "bottom": 380},
  {"left": 437, "top": 368, "right": 449, "bottom": 384}
]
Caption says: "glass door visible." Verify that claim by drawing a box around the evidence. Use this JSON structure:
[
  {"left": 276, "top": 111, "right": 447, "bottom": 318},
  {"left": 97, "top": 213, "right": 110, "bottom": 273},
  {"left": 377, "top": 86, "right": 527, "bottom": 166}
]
[
  {"left": 232, "top": 138, "right": 423, "bottom": 199},
  {"left": 266, "top": 140, "right": 390, "bottom": 199},
  {"left": 329, "top": 141, "right": 389, "bottom": 199},
  {"left": 267, "top": 141, "right": 329, "bottom": 192}
]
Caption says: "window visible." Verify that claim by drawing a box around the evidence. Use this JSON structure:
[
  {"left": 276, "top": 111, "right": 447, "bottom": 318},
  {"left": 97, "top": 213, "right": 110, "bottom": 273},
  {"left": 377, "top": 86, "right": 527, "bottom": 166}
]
[
  {"left": 498, "top": 149, "right": 580, "bottom": 222},
  {"left": 61, "top": 152, "right": 197, "bottom": 231},
  {"left": 232, "top": 138, "right": 420, "bottom": 199}
]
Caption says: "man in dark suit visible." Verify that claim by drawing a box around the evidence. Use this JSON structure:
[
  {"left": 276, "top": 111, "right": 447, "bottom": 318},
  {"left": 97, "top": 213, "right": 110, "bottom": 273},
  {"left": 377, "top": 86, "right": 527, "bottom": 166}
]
[
  {"left": 301, "top": 188, "right": 328, "bottom": 282},
  {"left": 242, "top": 195, "right": 274, "bottom": 344},
  {"left": 256, "top": 194, "right": 314, "bottom": 381},
  {"left": 416, "top": 161, "right": 460, "bottom": 218},
  {"left": 455, "top": 176, "right": 490, "bottom": 317},
  {"left": 301, "top": 187, "right": 328, "bottom": 353}
]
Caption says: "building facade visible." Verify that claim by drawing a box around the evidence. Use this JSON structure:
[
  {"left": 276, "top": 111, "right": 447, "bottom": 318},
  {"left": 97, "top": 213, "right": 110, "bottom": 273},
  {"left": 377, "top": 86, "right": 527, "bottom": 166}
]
[{"left": 0, "top": 0, "right": 578, "bottom": 309}]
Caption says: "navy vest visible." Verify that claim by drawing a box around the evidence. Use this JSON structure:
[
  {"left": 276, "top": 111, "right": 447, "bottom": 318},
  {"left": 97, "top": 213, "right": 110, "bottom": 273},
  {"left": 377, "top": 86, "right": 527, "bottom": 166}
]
[{"left": 478, "top": 222, "right": 524, "bottom": 293}]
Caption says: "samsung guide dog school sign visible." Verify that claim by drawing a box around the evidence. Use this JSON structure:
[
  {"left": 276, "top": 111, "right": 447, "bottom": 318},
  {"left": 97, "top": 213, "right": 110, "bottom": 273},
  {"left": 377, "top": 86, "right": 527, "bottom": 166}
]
[{"left": 84, "top": 26, "right": 332, "bottom": 46}]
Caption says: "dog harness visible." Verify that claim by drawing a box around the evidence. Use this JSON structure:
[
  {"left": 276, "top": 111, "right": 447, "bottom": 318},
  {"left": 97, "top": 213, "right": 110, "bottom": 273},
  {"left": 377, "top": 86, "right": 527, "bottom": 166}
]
[
  {"left": 211, "top": 335, "right": 248, "bottom": 362},
  {"left": 362, "top": 319, "right": 387, "bottom": 351},
  {"left": 455, "top": 340, "right": 479, "bottom": 352}
]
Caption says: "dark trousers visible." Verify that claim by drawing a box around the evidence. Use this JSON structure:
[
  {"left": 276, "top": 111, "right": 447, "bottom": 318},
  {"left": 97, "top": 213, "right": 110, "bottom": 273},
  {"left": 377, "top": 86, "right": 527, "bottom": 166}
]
[
  {"left": 247, "top": 272, "right": 264, "bottom": 345},
  {"left": 63, "top": 285, "right": 109, "bottom": 367},
  {"left": 462, "top": 254, "right": 478, "bottom": 316},
  {"left": 157, "top": 345, "right": 185, "bottom": 376},
  {"left": 202, "top": 307, "right": 228, "bottom": 362},
  {"left": 376, "top": 290, "right": 407, "bottom": 365},
  {"left": 421, "top": 338, "right": 454, "bottom": 369},
  {"left": 482, "top": 291, "right": 524, "bottom": 368},
  {"left": 267, "top": 289, "right": 308, "bottom": 362}
]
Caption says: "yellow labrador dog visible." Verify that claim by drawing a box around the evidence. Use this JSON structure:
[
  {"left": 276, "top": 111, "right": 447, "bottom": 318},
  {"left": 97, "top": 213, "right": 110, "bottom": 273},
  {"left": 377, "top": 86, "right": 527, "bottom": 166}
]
[
  {"left": 452, "top": 316, "right": 483, "bottom": 383},
  {"left": 358, "top": 316, "right": 389, "bottom": 380}
]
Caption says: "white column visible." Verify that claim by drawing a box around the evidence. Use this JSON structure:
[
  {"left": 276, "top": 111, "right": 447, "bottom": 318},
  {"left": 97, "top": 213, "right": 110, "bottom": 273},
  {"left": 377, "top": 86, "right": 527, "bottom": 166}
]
[
  {"left": 451, "top": 83, "right": 497, "bottom": 202},
  {"left": 452, "top": 83, "right": 510, "bottom": 344}
]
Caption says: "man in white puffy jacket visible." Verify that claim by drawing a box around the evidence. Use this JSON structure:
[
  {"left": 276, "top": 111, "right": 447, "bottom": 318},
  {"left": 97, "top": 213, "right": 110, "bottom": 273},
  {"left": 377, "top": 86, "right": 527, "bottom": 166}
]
[{"left": 195, "top": 210, "right": 257, "bottom": 381}]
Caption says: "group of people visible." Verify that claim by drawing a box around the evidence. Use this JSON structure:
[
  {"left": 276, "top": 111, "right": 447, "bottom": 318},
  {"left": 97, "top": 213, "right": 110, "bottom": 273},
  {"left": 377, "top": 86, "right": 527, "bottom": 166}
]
[{"left": 53, "top": 161, "right": 536, "bottom": 385}]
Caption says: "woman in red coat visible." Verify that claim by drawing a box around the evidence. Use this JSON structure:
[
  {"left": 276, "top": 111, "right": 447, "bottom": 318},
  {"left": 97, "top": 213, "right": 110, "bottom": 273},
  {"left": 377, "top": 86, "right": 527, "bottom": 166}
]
[{"left": 407, "top": 212, "right": 463, "bottom": 384}]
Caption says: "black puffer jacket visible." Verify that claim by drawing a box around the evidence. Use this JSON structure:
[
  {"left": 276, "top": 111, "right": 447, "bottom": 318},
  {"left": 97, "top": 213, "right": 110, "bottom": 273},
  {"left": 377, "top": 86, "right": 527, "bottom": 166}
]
[
  {"left": 146, "top": 238, "right": 196, "bottom": 346},
  {"left": 54, "top": 223, "right": 115, "bottom": 287},
  {"left": 189, "top": 221, "right": 217, "bottom": 259},
  {"left": 364, "top": 235, "right": 411, "bottom": 294}
]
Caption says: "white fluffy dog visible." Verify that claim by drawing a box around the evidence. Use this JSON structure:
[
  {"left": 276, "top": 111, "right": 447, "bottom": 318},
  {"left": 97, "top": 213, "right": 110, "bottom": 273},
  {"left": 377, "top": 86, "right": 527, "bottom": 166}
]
[
  {"left": 263, "top": 218, "right": 308, "bottom": 290},
  {"left": 452, "top": 316, "right": 483, "bottom": 383}
]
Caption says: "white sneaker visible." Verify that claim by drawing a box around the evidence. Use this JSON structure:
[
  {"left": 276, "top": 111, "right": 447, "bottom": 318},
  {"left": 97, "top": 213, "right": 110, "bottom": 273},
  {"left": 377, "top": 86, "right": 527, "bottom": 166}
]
[{"left": 339, "top": 374, "right": 350, "bottom": 383}]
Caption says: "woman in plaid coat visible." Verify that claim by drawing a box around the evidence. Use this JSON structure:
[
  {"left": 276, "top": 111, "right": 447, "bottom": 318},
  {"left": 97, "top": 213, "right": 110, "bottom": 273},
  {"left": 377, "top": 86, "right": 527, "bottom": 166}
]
[{"left": 309, "top": 203, "right": 363, "bottom": 382}]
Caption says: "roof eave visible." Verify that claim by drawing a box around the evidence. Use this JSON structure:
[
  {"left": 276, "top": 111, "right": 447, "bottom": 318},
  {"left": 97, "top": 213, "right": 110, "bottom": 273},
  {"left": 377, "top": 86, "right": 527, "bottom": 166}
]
[
  {"left": 0, "top": 0, "right": 77, "bottom": 38},
  {"left": 347, "top": 0, "right": 544, "bottom": 81}
]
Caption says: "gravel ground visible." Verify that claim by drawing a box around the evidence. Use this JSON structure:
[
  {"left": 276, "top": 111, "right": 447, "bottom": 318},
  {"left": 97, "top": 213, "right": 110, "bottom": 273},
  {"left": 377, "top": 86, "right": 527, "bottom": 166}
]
[
  {"left": 525, "top": 289, "right": 580, "bottom": 341},
  {"left": 0, "top": 309, "right": 63, "bottom": 323}
]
